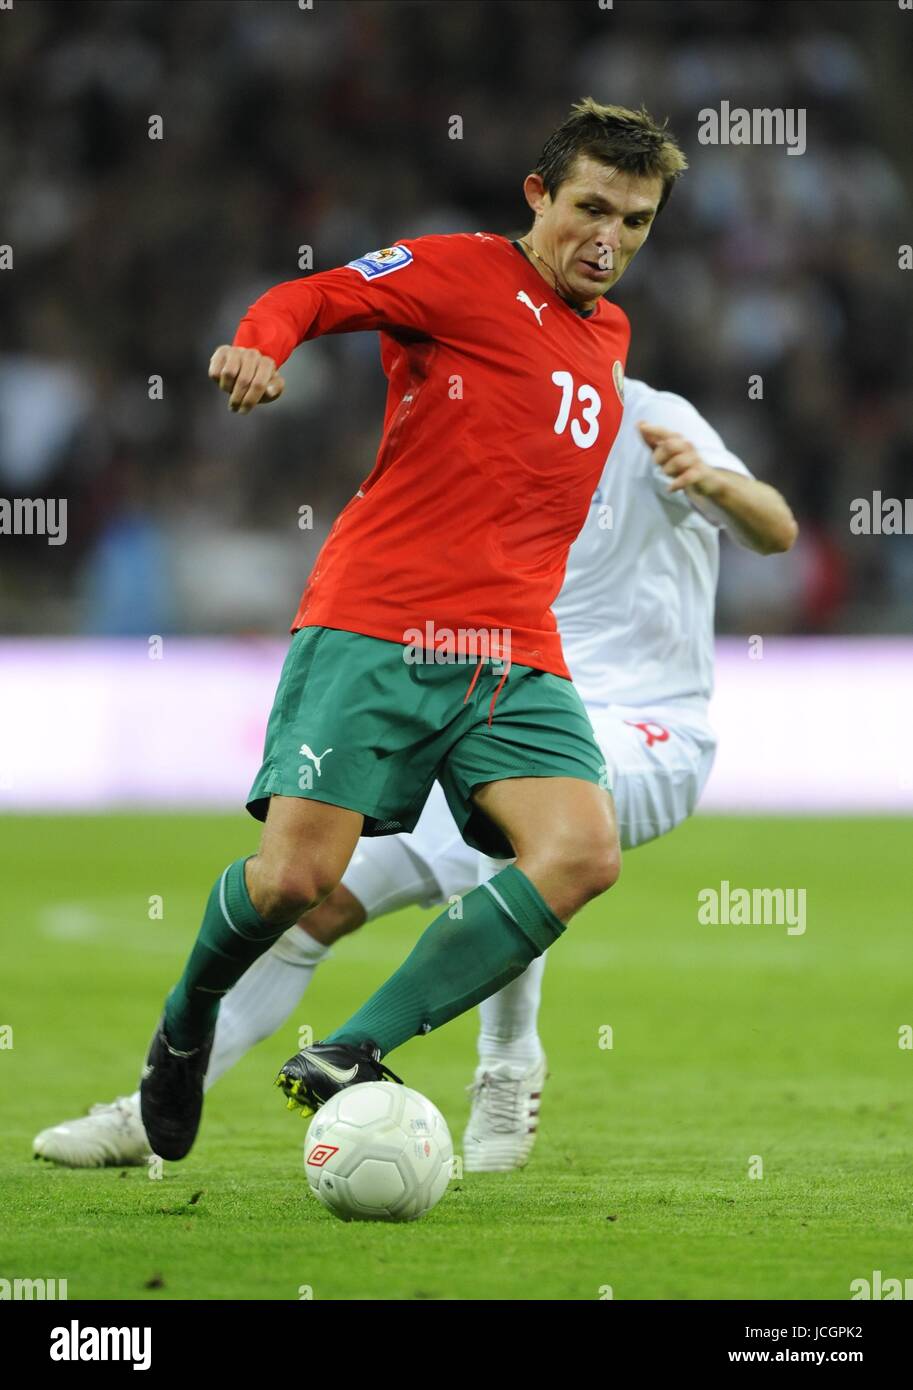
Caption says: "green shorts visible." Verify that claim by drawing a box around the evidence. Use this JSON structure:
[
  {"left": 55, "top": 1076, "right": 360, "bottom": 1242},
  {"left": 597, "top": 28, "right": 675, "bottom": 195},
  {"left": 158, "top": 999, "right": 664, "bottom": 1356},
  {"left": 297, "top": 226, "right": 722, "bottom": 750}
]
[{"left": 247, "top": 626, "right": 610, "bottom": 858}]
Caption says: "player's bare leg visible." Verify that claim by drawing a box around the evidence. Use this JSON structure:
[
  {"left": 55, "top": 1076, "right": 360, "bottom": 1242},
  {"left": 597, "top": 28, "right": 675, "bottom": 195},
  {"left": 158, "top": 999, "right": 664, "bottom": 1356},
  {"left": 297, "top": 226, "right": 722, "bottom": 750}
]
[
  {"left": 470, "top": 776, "right": 620, "bottom": 921},
  {"left": 244, "top": 795, "right": 365, "bottom": 922}
]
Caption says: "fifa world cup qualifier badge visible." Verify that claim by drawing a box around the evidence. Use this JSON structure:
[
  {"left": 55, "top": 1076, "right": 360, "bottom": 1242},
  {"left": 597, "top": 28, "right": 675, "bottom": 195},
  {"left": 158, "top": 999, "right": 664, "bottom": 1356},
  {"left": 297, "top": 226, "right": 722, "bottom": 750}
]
[
  {"left": 346, "top": 245, "right": 414, "bottom": 281},
  {"left": 613, "top": 361, "right": 625, "bottom": 405}
]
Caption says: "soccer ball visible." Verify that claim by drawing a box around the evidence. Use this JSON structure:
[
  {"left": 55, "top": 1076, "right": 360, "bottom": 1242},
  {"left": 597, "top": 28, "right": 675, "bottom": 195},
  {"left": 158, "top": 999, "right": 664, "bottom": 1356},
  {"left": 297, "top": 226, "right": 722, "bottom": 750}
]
[{"left": 303, "top": 1082, "right": 453, "bottom": 1223}]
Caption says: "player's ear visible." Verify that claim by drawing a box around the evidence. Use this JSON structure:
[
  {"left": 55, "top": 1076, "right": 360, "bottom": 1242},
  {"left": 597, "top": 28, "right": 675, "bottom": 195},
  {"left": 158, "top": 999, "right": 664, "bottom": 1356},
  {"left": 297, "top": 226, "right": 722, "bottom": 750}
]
[{"left": 522, "top": 171, "right": 548, "bottom": 217}]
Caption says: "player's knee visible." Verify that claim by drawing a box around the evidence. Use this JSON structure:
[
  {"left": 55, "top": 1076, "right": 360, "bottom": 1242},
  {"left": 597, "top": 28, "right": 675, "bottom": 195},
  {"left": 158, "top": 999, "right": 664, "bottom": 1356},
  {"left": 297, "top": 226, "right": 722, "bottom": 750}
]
[
  {"left": 559, "top": 836, "right": 621, "bottom": 907},
  {"left": 591, "top": 839, "right": 622, "bottom": 896},
  {"left": 255, "top": 862, "right": 341, "bottom": 923},
  {"left": 523, "top": 831, "right": 620, "bottom": 914}
]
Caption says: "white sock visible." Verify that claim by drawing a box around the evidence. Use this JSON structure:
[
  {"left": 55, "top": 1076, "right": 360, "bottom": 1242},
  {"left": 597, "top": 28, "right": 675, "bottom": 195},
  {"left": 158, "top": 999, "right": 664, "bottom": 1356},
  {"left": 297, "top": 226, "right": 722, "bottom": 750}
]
[
  {"left": 204, "top": 927, "right": 329, "bottom": 1090},
  {"left": 477, "top": 954, "right": 546, "bottom": 1070}
]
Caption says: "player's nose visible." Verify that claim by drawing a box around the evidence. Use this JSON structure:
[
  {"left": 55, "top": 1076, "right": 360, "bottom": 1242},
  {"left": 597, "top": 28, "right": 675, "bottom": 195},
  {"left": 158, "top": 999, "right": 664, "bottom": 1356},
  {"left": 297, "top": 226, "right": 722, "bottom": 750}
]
[{"left": 597, "top": 218, "right": 623, "bottom": 250}]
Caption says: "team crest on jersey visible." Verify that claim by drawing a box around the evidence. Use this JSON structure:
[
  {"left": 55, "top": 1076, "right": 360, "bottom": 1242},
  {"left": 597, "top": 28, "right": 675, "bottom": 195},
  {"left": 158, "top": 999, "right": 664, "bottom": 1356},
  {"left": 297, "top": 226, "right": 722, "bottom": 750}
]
[
  {"left": 613, "top": 360, "right": 625, "bottom": 404},
  {"left": 346, "top": 245, "right": 414, "bottom": 280}
]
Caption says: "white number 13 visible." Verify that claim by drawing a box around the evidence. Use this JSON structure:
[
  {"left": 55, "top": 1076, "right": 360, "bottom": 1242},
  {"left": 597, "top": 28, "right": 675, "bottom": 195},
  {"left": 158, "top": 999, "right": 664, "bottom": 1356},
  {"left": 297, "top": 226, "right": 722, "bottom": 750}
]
[{"left": 551, "top": 370, "right": 602, "bottom": 449}]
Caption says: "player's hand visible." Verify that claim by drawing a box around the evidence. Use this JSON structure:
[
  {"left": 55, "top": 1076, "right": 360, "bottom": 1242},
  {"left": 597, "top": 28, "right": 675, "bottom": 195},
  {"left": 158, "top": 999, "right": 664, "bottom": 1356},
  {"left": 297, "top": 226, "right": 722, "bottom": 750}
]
[
  {"left": 208, "top": 345, "right": 285, "bottom": 414},
  {"left": 637, "top": 422, "right": 722, "bottom": 498}
]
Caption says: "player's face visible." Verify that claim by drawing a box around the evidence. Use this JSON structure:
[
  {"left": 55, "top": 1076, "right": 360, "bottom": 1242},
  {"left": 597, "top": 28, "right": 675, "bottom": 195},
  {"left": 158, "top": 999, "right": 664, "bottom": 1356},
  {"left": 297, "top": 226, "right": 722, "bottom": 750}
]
[{"left": 523, "top": 154, "right": 663, "bottom": 310}]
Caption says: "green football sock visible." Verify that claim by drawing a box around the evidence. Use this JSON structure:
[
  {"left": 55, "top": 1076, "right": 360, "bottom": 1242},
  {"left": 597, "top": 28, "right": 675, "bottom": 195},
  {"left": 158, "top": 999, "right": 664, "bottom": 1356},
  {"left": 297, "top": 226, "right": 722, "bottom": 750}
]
[
  {"left": 323, "top": 864, "right": 565, "bottom": 1057},
  {"left": 163, "top": 857, "right": 293, "bottom": 1051}
]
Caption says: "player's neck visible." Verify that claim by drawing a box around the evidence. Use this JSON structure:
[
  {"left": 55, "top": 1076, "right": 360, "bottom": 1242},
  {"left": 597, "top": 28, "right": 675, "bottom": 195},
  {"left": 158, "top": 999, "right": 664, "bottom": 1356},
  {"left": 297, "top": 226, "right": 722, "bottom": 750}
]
[{"left": 518, "top": 236, "right": 596, "bottom": 314}]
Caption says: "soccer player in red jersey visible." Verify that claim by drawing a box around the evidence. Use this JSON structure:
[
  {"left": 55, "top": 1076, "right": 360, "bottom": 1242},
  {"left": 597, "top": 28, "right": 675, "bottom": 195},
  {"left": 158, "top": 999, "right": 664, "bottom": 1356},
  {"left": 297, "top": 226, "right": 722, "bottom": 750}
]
[{"left": 139, "top": 100, "right": 688, "bottom": 1157}]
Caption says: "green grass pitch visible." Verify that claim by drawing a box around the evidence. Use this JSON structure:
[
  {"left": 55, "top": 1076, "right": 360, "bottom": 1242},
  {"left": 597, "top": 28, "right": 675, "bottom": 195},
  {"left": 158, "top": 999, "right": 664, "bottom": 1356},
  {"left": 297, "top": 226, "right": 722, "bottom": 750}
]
[{"left": 1, "top": 813, "right": 910, "bottom": 1301}]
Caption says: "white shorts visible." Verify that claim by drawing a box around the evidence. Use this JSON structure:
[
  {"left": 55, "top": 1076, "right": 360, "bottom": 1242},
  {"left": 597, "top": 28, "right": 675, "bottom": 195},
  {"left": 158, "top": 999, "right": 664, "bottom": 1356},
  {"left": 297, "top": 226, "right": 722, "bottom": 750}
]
[{"left": 342, "top": 703, "right": 717, "bottom": 920}]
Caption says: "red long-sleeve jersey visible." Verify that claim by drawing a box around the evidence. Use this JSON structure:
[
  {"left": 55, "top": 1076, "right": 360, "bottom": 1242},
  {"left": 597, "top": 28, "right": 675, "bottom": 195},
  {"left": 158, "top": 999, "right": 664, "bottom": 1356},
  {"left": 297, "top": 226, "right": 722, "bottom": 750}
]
[{"left": 232, "top": 233, "right": 630, "bottom": 678}]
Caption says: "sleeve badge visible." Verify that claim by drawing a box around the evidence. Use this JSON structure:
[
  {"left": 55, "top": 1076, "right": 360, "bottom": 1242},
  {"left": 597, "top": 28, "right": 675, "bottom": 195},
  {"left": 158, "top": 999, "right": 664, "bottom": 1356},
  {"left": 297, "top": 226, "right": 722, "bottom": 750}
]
[
  {"left": 613, "top": 360, "right": 625, "bottom": 404},
  {"left": 345, "top": 245, "right": 414, "bottom": 280}
]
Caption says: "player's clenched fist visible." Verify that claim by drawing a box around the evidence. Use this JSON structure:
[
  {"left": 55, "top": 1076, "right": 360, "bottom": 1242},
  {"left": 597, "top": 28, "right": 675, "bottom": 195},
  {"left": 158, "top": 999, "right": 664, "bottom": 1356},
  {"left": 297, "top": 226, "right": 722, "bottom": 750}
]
[
  {"left": 208, "top": 345, "right": 285, "bottom": 414},
  {"left": 637, "top": 421, "right": 721, "bottom": 498}
]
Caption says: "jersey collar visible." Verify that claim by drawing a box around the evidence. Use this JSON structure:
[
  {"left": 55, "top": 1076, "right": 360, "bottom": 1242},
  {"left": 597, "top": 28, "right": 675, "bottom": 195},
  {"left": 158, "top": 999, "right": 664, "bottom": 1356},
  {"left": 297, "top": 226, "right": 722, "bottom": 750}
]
[{"left": 509, "top": 238, "right": 599, "bottom": 320}]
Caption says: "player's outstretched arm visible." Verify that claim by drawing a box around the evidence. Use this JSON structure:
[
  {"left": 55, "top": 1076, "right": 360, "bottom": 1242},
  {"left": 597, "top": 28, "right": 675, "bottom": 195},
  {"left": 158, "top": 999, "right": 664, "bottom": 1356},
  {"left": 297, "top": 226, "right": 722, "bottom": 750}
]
[
  {"left": 638, "top": 421, "right": 798, "bottom": 555},
  {"left": 208, "top": 345, "right": 285, "bottom": 414}
]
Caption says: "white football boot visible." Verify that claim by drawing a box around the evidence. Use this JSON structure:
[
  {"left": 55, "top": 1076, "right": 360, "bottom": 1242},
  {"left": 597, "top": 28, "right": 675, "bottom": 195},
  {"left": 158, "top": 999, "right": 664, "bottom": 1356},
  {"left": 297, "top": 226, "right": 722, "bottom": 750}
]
[
  {"left": 33, "top": 1095, "right": 151, "bottom": 1168},
  {"left": 462, "top": 1054, "right": 547, "bottom": 1172}
]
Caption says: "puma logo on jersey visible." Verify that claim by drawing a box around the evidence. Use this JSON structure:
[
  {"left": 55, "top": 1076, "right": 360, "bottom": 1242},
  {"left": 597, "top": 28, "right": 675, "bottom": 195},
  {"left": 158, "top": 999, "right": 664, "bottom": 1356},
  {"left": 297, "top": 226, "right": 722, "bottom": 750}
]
[
  {"left": 299, "top": 745, "right": 333, "bottom": 776},
  {"left": 307, "top": 1055, "right": 360, "bottom": 1086},
  {"left": 517, "top": 291, "right": 548, "bottom": 326}
]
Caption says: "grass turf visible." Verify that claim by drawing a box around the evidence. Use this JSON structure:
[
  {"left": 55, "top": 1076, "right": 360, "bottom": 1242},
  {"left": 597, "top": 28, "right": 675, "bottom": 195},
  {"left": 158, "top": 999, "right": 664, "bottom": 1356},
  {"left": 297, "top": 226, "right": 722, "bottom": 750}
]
[{"left": 1, "top": 813, "right": 910, "bottom": 1300}]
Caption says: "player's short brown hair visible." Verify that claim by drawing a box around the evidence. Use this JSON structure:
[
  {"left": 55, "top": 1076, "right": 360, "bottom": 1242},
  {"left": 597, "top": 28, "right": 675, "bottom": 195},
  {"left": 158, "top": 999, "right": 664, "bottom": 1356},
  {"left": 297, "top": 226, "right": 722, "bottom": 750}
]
[{"left": 534, "top": 98, "right": 688, "bottom": 214}]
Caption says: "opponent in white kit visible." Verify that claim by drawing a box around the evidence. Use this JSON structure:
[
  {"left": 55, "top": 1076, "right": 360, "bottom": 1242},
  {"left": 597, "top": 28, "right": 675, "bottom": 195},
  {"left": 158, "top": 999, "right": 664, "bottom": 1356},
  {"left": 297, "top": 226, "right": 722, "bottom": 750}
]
[{"left": 33, "top": 378, "right": 797, "bottom": 1171}]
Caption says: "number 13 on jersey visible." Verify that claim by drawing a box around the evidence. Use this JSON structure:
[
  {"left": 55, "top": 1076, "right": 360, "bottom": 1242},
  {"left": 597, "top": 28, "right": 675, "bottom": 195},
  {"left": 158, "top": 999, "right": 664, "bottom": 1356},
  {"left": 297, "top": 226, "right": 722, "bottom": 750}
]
[{"left": 551, "top": 370, "right": 602, "bottom": 449}]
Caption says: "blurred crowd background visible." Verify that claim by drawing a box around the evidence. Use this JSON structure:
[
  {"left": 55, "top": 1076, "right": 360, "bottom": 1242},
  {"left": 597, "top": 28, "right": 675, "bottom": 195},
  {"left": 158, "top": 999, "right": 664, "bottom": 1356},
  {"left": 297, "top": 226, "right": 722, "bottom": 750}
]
[{"left": 1, "top": 0, "right": 911, "bottom": 638}]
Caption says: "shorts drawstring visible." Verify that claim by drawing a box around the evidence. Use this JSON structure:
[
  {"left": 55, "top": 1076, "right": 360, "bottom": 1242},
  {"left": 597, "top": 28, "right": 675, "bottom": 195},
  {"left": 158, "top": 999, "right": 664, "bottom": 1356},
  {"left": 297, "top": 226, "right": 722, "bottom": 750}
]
[{"left": 462, "top": 656, "right": 512, "bottom": 726}]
